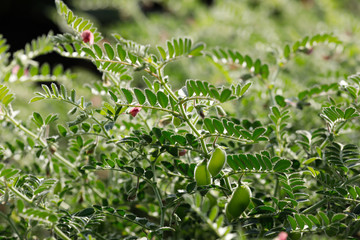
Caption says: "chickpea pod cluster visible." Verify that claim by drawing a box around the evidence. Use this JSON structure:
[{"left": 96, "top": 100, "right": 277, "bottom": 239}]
[
  {"left": 194, "top": 147, "right": 226, "bottom": 186},
  {"left": 194, "top": 147, "right": 252, "bottom": 220}
]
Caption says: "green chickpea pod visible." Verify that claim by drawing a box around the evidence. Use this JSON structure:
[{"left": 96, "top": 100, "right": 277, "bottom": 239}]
[
  {"left": 225, "top": 184, "right": 252, "bottom": 221},
  {"left": 207, "top": 147, "right": 226, "bottom": 177},
  {"left": 194, "top": 160, "right": 211, "bottom": 186}
]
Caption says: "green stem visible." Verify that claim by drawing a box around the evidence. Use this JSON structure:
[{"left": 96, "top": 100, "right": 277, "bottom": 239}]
[
  {"left": 157, "top": 67, "right": 177, "bottom": 101},
  {"left": 116, "top": 103, "right": 179, "bottom": 116},
  {"left": 275, "top": 118, "right": 284, "bottom": 156},
  {"left": 138, "top": 111, "right": 153, "bottom": 132},
  {"left": 200, "top": 133, "right": 253, "bottom": 144},
  {"left": 334, "top": 121, "right": 347, "bottom": 134},
  {"left": 223, "top": 172, "right": 232, "bottom": 192},
  {"left": 319, "top": 138, "right": 329, "bottom": 150},
  {"left": 208, "top": 59, "right": 233, "bottom": 83},
  {"left": 105, "top": 72, "right": 120, "bottom": 88},
  {"left": 332, "top": 196, "right": 360, "bottom": 203},
  {"left": 0, "top": 211, "right": 23, "bottom": 240},
  {"left": 157, "top": 55, "right": 186, "bottom": 70},
  {"left": 90, "top": 116, "right": 111, "bottom": 139},
  {"left": 225, "top": 170, "right": 274, "bottom": 178},
  {"left": 157, "top": 144, "right": 202, "bottom": 154},
  {"left": 301, "top": 198, "right": 328, "bottom": 214},
  {"left": 272, "top": 177, "right": 279, "bottom": 206},
  {"left": 179, "top": 103, "right": 208, "bottom": 155},
  {"left": 192, "top": 206, "right": 221, "bottom": 238},
  {"left": 52, "top": 152, "right": 79, "bottom": 174},
  {"left": 151, "top": 159, "right": 165, "bottom": 230},
  {"left": 169, "top": 200, "right": 182, "bottom": 226},
  {"left": 5, "top": 114, "right": 43, "bottom": 144},
  {"left": 105, "top": 212, "right": 153, "bottom": 230},
  {"left": 89, "top": 58, "right": 160, "bottom": 80},
  {"left": 64, "top": 132, "right": 107, "bottom": 138},
  {"left": 53, "top": 225, "right": 71, "bottom": 240},
  {"left": 5, "top": 113, "right": 80, "bottom": 176},
  {"left": 8, "top": 185, "right": 33, "bottom": 204},
  {"left": 91, "top": 232, "right": 107, "bottom": 240},
  {"left": 268, "top": 64, "right": 280, "bottom": 112},
  {"left": 345, "top": 175, "right": 360, "bottom": 185},
  {"left": 155, "top": 65, "right": 209, "bottom": 157},
  {"left": 179, "top": 96, "right": 219, "bottom": 105}
]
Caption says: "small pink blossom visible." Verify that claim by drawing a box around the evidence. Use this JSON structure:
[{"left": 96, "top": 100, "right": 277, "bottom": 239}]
[
  {"left": 12, "top": 65, "right": 20, "bottom": 75},
  {"left": 275, "top": 232, "right": 288, "bottom": 240},
  {"left": 129, "top": 107, "right": 141, "bottom": 117},
  {"left": 81, "top": 30, "right": 94, "bottom": 45},
  {"left": 12, "top": 65, "right": 29, "bottom": 77}
]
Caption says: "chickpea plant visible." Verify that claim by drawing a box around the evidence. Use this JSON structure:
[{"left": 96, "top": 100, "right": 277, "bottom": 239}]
[{"left": 0, "top": 0, "right": 360, "bottom": 239}]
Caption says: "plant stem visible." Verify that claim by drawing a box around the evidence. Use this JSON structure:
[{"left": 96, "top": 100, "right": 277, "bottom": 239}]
[
  {"left": 156, "top": 67, "right": 177, "bottom": 101},
  {"left": 223, "top": 172, "right": 232, "bottom": 192},
  {"left": 0, "top": 211, "right": 23, "bottom": 240},
  {"left": 53, "top": 225, "right": 71, "bottom": 240},
  {"left": 8, "top": 185, "right": 33, "bottom": 204},
  {"left": 116, "top": 103, "right": 179, "bottom": 116},
  {"left": 5, "top": 113, "right": 80, "bottom": 176},
  {"left": 5, "top": 114, "right": 43, "bottom": 144},
  {"left": 345, "top": 175, "right": 360, "bottom": 185},
  {"left": 275, "top": 118, "right": 284, "bottom": 156},
  {"left": 90, "top": 115, "right": 111, "bottom": 139},
  {"left": 225, "top": 170, "right": 275, "bottom": 178},
  {"left": 319, "top": 138, "right": 329, "bottom": 150},
  {"left": 179, "top": 96, "right": 219, "bottom": 105},
  {"left": 272, "top": 177, "right": 279, "bottom": 206},
  {"left": 301, "top": 198, "right": 328, "bottom": 214},
  {"left": 179, "top": 103, "right": 208, "bottom": 155},
  {"left": 200, "top": 133, "right": 253, "bottom": 144},
  {"left": 155, "top": 65, "right": 210, "bottom": 157},
  {"left": 150, "top": 158, "right": 165, "bottom": 236},
  {"left": 93, "top": 58, "right": 160, "bottom": 80},
  {"left": 192, "top": 206, "right": 221, "bottom": 238}
]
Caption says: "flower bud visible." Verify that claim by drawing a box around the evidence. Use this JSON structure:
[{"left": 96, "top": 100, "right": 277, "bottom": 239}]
[
  {"left": 81, "top": 30, "right": 94, "bottom": 45},
  {"left": 129, "top": 107, "right": 141, "bottom": 117},
  {"left": 179, "top": 149, "right": 187, "bottom": 156},
  {"left": 276, "top": 232, "right": 288, "bottom": 240},
  {"left": 12, "top": 65, "right": 20, "bottom": 75}
]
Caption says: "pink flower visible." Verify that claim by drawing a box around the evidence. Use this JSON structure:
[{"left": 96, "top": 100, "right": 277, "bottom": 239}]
[
  {"left": 12, "top": 65, "right": 29, "bottom": 76},
  {"left": 12, "top": 65, "right": 20, "bottom": 75},
  {"left": 275, "top": 232, "right": 288, "bottom": 240},
  {"left": 81, "top": 30, "right": 94, "bottom": 45},
  {"left": 129, "top": 107, "right": 141, "bottom": 117},
  {"left": 179, "top": 149, "right": 187, "bottom": 156}
]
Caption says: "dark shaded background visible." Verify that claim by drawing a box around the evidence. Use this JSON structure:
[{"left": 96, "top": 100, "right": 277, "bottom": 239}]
[
  {"left": 0, "top": 0, "right": 67, "bottom": 52},
  {"left": 0, "top": 0, "right": 214, "bottom": 64},
  {"left": 0, "top": 0, "right": 74, "bottom": 68}
]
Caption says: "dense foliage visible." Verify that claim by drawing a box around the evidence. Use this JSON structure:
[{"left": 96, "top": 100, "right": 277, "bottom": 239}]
[{"left": 0, "top": 0, "right": 360, "bottom": 239}]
